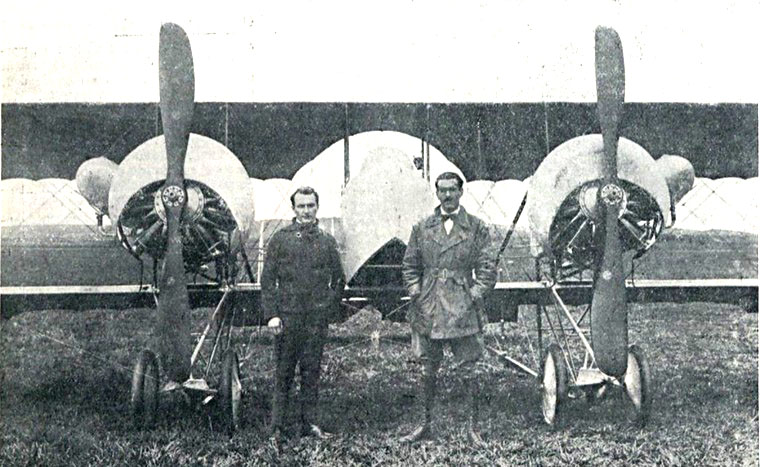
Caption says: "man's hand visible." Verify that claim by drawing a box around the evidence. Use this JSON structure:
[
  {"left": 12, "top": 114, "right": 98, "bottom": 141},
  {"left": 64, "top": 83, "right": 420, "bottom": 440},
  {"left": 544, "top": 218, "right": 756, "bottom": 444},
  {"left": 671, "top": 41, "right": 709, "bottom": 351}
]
[
  {"left": 469, "top": 287, "right": 486, "bottom": 309},
  {"left": 268, "top": 317, "right": 283, "bottom": 335}
]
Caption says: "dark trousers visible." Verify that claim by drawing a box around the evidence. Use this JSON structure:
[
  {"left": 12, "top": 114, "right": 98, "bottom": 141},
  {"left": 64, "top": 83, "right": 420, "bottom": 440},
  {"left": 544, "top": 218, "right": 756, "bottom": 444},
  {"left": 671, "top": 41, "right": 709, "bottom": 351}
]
[{"left": 271, "top": 321, "right": 327, "bottom": 431}]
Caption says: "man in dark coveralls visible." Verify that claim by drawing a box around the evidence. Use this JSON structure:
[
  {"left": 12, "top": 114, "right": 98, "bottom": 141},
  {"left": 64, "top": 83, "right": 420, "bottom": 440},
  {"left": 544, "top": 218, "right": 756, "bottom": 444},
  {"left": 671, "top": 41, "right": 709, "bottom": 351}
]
[
  {"left": 400, "top": 172, "right": 497, "bottom": 447},
  {"left": 261, "top": 186, "right": 345, "bottom": 444}
]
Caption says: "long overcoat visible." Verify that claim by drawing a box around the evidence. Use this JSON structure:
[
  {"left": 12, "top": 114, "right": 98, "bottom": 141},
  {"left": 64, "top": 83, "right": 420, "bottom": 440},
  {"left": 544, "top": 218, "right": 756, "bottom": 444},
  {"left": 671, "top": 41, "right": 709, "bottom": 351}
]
[{"left": 402, "top": 207, "right": 497, "bottom": 339}]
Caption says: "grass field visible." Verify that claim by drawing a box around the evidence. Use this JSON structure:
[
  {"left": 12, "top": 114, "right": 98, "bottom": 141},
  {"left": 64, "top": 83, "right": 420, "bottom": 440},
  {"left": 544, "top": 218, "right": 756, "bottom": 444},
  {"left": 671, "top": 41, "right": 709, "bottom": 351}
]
[{"left": 0, "top": 298, "right": 757, "bottom": 466}]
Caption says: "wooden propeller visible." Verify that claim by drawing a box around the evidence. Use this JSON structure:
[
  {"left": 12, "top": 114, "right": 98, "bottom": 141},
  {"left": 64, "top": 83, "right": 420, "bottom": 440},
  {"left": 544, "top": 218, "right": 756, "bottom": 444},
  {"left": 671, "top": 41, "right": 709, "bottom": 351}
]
[
  {"left": 156, "top": 23, "right": 194, "bottom": 383},
  {"left": 590, "top": 26, "right": 628, "bottom": 377}
]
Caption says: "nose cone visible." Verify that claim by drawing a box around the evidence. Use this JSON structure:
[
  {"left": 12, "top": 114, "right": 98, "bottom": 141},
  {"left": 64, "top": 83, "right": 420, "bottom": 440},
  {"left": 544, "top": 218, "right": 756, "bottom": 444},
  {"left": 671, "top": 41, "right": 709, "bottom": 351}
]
[{"left": 656, "top": 155, "right": 695, "bottom": 206}]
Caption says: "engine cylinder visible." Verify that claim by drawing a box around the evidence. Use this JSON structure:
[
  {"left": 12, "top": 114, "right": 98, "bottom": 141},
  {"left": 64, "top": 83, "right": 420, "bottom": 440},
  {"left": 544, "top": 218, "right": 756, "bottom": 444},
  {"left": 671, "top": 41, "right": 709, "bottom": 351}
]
[
  {"left": 525, "top": 134, "right": 672, "bottom": 266},
  {"left": 108, "top": 134, "right": 255, "bottom": 273}
]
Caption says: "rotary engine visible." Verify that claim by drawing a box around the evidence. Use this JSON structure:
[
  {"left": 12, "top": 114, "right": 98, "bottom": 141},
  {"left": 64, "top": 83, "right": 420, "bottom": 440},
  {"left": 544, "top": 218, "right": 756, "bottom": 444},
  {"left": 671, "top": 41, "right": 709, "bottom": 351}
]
[
  {"left": 524, "top": 134, "right": 694, "bottom": 278},
  {"left": 117, "top": 179, "right": 238, "bottom": 272},
  {"left": 548, "top": 178, "right": 663, "bottom": 276},
  {"left": 77, "top": 134, "right": 255, "bottom": 276}
]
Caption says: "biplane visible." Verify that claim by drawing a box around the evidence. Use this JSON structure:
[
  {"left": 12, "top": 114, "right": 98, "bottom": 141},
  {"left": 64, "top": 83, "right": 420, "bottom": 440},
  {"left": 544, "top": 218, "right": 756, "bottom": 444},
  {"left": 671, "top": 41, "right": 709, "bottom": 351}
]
[{"left": 1, "top": 23, "right": 757, "bottom": 432}]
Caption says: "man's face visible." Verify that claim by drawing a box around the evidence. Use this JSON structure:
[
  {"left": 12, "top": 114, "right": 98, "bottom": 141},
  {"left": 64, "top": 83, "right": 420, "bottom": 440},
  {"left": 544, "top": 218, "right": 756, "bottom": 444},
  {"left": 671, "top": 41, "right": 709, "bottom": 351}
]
[
  {"left": 293, "top": 192, "right": 318, "bottom": 223},
  {"left": 436, "top": 178, "right": 463, "bottom": 212}
]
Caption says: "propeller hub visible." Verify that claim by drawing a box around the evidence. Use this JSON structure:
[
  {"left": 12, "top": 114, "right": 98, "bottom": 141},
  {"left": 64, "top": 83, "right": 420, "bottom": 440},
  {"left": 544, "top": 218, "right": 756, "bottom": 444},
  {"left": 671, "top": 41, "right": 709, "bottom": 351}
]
[
  {"left": 154, "top": 184, "right": 205, "bottom": 224},
  {"left": 578, "top": 182, "right": 627, "bottom": 221},
  {"left": 600, "top": 183, "right": 625, "bottom": 207},
  {"left": 599, "top": 183, "right": 627, "bottom": 219},
  {"left": 161, "top": 185, "right": 185, "bottom": 207}
]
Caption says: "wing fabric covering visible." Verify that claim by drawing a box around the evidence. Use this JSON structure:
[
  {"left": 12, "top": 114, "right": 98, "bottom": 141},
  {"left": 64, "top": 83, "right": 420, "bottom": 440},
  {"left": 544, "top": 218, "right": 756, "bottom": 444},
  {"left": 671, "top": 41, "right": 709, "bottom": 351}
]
[{"left": 341, "top": 147, "right": 436, "bottom": 281}]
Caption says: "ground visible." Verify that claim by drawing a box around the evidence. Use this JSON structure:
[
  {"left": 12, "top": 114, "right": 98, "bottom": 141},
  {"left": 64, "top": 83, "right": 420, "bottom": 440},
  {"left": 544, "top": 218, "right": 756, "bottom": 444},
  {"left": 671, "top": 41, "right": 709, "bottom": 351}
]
[{"left": 0, "top": 299, "right": 757, "bottom": 466}]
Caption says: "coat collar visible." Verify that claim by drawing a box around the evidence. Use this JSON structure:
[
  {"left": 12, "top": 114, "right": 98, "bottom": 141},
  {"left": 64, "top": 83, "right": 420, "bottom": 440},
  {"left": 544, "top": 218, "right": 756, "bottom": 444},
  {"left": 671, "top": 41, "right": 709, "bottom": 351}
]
[
  {"left": 423, "top": 206, "right": 472, "bottom": 252},
  {"left": 424, "top": 205, "right": 472, "bottom": 230},
  {"left": 284, "top": 218, "right": 320, "bottom": 234}
]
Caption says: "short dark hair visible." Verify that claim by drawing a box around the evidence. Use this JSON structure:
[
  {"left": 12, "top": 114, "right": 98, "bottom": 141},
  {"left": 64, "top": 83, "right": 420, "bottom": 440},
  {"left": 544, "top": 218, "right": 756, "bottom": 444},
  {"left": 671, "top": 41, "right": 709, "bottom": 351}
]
[
  {"left": 290, "top": 186, "right": 319, "bottom": 207},
  {"left": 435, "top": 172, "right": 464, "bottom": 190}
]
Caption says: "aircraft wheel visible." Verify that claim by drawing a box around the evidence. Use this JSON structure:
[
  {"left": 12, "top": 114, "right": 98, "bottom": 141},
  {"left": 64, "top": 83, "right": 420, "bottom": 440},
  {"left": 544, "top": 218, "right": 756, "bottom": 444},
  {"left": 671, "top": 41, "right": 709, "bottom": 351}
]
[
  {"left": 219, "top": 350, "right": 242, "bottom": 432},
  {"left": 541, "top": 344, "right": 567, "bottom": 426},
  {"left": 624, "top": 344, "right": 651, "bottom": 426},
  {"left": 130, "top": 349, "right": 160, "bottom": 429}
]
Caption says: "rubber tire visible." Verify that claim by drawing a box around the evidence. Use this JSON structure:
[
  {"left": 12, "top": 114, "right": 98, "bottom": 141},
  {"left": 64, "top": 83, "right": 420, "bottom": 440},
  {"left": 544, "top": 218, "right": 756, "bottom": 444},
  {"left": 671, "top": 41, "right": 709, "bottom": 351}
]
[
  {"left": 219, "top": 350, "right": 242, "bottom": 432},
  {"left": 624, "top": 344, "right": 651, "bottom": 427},
  {"left": 541, "top": 343, "right": 568, "bottom": 427},
  {"left": 130, "top": 349, "right": 160, "bottom": 429}
]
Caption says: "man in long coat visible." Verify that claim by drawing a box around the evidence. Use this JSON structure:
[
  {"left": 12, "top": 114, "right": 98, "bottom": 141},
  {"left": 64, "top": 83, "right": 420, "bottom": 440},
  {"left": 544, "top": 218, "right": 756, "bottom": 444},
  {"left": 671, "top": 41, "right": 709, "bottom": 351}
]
[
  {"left": 261, "top": 186, "right": 345, "bottom": 446},
  {"left": 400, "top": 172, "right": 497, "bottom": 446}
]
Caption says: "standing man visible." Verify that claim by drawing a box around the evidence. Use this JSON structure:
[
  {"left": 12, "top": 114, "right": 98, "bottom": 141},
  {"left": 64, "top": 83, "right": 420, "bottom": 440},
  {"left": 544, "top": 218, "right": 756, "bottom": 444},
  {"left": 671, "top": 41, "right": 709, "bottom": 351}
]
[
  {"left": 261, "top": 186, "right": 345, "bottom": 445},
  {"left": 400, "top": 172, "right": 497, "bottom": 446}
]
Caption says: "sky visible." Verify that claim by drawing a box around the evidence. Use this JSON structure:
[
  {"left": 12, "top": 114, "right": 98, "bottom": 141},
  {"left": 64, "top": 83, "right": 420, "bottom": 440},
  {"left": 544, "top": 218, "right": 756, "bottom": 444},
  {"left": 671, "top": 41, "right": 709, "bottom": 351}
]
[{"left": 2, "top": 0, "right": 758, "bottom": 103}]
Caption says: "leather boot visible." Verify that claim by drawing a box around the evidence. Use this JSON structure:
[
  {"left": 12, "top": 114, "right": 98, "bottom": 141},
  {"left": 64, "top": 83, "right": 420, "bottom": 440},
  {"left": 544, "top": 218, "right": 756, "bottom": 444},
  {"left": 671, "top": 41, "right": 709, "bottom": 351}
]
[
  {"left": 400, "top": 361, "right": 436, "bottom": 444},
  {"left": 270, "top": 389, "right": 287, "bottom": 438},
  {"left": 466, "top": 376, "right": 486, "bottom": 449},
  {"left": 269, "top": 427, "right": 283, "bottom": 454}
]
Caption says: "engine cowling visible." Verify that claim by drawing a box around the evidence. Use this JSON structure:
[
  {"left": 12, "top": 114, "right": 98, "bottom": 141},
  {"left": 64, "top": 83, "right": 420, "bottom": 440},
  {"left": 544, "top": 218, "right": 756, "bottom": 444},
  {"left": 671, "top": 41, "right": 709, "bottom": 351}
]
[
  {"left": 525, "top": 134, "right": 693, "bottom": 272},
  {"left": 108, "top": 133, "right": 255, "bottom": 272}
]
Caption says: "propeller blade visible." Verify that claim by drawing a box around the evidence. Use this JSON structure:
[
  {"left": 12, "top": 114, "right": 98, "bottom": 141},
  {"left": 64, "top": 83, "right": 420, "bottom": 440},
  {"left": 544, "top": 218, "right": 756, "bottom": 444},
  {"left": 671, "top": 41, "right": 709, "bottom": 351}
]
[
  {"left": 590, "top": 26, "right": 628, "bottom": 377},
  {"left": 595, "top": 27, "right": 624, "bottom": 180},
  {"left": 156, "top": 23, "right": 194, "bottom": 383},
  {"left": 159, "top": 23, "right": 195, "bottom": 185}
]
